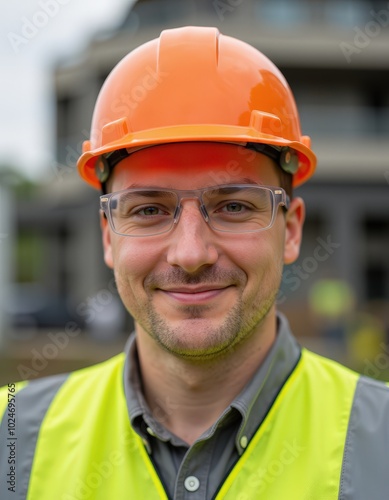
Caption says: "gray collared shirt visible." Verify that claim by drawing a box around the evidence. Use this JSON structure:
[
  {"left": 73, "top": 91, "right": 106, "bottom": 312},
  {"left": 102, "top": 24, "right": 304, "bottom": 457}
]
[{"left": 123, "top": 313, "right": 301, "bottom": 499}]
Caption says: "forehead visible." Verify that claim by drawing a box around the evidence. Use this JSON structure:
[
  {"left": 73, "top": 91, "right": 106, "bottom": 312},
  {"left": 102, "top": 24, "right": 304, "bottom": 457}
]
[{"left": 110, "top": 142, "right": 280, "bottom": 191}]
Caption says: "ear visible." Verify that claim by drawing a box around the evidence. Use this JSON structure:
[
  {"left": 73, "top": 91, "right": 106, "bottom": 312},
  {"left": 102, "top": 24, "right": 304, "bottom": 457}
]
[
  {"left": 283, "top": 197, "right": 305, "bottom": 265},
  {"left": 100, "top": 211, "right": 114, "bottom": 269}
]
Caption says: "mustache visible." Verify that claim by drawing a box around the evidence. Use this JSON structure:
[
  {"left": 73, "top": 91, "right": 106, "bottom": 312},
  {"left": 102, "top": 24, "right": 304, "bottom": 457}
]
[{"left": 144, "top": 266, "right": 245, "bottom": 289}]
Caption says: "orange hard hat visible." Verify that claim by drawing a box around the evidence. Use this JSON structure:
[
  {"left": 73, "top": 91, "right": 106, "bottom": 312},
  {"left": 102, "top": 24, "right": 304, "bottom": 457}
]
[{"left": 78, "top": 26, "right": 316, "bottom": 189}]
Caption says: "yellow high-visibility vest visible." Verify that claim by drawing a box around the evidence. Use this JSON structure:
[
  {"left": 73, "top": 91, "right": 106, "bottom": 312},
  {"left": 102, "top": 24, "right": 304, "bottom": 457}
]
[{"left": 0, "top": 348, "right": 386, "bottom": 499}]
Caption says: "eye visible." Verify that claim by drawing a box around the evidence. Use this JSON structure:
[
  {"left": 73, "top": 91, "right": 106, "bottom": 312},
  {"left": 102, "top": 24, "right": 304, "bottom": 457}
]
[
  {"left": 220, "top": 202, "right": 247, "bottom": 213},
  {"left": 135, "top": 206, "right": 167, "bottom": 216}
]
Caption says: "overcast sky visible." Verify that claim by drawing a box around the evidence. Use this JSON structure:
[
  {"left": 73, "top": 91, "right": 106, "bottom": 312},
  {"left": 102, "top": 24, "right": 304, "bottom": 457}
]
[{"left": 0, "top": 0, "right": 135, "bottom": 181}]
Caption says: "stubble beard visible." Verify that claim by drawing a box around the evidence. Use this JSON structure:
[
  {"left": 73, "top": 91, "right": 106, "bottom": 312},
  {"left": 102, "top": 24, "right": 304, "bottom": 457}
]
[
  {"left": 140, "top": 286, "right": 279, "bottom": 362},
  {"left": 119, "top": 263, "right": 282, "bottom": 362}
]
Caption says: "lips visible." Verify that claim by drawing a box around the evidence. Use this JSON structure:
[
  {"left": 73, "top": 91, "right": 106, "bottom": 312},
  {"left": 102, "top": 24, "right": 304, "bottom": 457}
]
[
  {"left": 160, "top": 285, "right": 228, "bottom": 294},
  {"left": 158, "top": 285, "right": 232, "bottom": 304}
]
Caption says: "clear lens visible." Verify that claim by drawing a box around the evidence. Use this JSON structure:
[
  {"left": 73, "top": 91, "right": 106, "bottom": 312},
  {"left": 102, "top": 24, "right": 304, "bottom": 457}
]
[
  {"left": 110, "top": 190, "right": 177, "bottom": 236},
  {"left": 203, "top": 186, "right": 274, "bottom": 232},
  {"left": 104, "top": 185, "right": 279, "bottom": 236}
]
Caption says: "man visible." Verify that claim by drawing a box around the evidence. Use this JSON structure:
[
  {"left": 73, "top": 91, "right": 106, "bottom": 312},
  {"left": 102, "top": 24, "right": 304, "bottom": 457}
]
[{"left": 1, "top": 26, "right": 388, "bottom": 500}]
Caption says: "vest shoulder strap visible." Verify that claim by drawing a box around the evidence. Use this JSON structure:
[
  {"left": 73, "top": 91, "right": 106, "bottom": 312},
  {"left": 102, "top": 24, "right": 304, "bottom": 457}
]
[
  {"left": 339, "top": 375, "right": 389, "bottom": 499},
  {"left": 0, "top": 374, "right": 68, "bottom": 499}
]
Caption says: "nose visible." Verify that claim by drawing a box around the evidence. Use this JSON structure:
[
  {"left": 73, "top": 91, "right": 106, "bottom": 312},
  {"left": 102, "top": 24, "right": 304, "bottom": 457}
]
[{"left": 166, "top": 201, "right": 219, "bottom": 273}]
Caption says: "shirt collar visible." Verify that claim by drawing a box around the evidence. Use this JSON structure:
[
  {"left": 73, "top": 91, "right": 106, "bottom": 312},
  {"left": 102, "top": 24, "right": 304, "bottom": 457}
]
[
  {"left": 123, "top": 312, "right": 301, "bottom": 451},
  {"left": 231, "top": 312, "right": 301, "bottom": 454}
]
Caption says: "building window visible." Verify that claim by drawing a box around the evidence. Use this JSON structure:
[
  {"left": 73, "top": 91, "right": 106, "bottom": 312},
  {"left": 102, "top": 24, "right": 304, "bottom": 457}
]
[
  {"left": 255, "top": 0, "right": 310, "bottom": 26},
  {"left": 254, "top": 0, "right": 379, "bottom": 27},
  {"left": 323, "top": 0, "right": 367, "bottom": 26},
  {"left": 363, "top": 217, "right": 389, "bottom": 301}
]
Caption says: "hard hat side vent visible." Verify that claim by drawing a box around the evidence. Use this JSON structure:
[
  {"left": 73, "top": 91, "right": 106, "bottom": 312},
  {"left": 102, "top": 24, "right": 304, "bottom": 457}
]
[
  {"left": 101, "top": 118, "right": 131, "bottom": 145},
  {"left": 249, "top": 111, "right": 282, "bottom": 137}
]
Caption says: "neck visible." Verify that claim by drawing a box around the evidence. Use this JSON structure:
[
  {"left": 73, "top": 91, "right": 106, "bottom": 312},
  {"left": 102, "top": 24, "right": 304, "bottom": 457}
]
[{"left": 136, "top": 311, "right": 277, "bottom": 445}]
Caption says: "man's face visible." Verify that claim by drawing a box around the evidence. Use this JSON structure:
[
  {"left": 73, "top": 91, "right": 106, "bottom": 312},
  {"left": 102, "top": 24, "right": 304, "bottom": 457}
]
[{"left": 101, "top": 142, "right": 304, "bottom": 360}]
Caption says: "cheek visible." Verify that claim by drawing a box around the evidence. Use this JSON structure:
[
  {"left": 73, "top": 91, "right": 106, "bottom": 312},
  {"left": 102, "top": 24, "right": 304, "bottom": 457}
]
[
  {"left": 111, "top": 239, "right": 161, "bottom": 295},
  {"left": 232, "top": 230, "right": 284, "bottom": 286}
]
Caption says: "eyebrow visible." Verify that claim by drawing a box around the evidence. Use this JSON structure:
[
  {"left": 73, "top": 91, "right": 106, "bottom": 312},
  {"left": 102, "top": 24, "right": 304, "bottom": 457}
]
[
  {"left": 118, "top": 190, "right": 176, "bottom": 204},
  {"left": 234, "top": 177, "right": 260, "bottom": 185},
  {"left": 209, "top": 178, "right": 263, "bottom": 195}
]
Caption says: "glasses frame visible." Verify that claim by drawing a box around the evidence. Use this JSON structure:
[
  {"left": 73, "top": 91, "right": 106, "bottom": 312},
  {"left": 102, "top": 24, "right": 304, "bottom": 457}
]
[{"left": 100, "top": 184, "right": 290, "bottom": 237}]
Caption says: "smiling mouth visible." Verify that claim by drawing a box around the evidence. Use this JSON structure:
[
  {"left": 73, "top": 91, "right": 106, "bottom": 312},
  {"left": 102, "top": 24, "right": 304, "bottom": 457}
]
[
  {"left": 158, "top": 285, "right": 233, "bottom": 304},
  {"left": 160, "top": 285, "right": 229, "bottom": 293}
]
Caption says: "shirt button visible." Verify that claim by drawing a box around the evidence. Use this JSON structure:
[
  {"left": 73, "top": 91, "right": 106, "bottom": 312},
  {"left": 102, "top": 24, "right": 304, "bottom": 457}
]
[
  {"left": 146, "top": 426, "right": 155, "bottom": 436},
  {"left": 184, "top": 476, "right": 200, "bottom": 492},
  {"left": 240, "top": 436, "right": 248, "bottom": 449}
]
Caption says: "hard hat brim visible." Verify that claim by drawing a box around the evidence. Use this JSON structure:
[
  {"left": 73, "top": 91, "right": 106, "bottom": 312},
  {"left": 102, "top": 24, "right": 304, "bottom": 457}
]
[{"left": 78, "top": 124, "right": 316, "bottom": 190}]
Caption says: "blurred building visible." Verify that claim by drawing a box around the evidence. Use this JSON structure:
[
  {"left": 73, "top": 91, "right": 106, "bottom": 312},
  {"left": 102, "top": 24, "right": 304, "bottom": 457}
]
[{"left": 3, "top": 0, "right": 388, "bottom": 376}]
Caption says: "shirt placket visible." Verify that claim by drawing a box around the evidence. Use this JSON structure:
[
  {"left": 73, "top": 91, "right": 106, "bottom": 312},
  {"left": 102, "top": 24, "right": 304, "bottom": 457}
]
[{"left": 174, "top": 439, "right": 214, "bottom": 500}]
